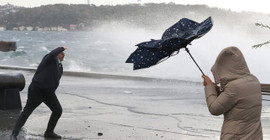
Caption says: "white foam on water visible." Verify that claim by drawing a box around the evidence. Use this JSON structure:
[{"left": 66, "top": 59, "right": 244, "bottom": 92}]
[
  {"left": 66, "top": 60, "right": 91, "bottom": 72},
  {"left": 40, "top": 46, "right": 49, "bottom": 52}
]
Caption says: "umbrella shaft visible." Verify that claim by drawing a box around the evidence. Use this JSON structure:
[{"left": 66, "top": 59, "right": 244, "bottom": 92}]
[{"left": 185, "top": 48, "right": 205, "bottom": 76}]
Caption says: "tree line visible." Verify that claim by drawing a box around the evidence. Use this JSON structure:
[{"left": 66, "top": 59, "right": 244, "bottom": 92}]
[{"left": 0, "top": 3, "right": 268, "bottom": 32}]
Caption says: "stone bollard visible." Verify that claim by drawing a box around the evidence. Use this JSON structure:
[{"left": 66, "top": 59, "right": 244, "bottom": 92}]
[
  {"left": 0, "top": 41, "right": 17, "bottom": 52},
  {"left": 0, "top": 73, "right": 25, "bottom": 110}
]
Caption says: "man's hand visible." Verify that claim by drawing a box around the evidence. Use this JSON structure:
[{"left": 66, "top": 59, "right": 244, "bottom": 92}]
[{"left": 202, "top": 75, "right": 213, "bottom": 86}]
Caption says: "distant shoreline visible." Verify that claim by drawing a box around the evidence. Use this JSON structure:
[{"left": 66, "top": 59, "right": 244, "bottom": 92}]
[{"left": 1, "top": 3, "right": 269, "bottom": 33}]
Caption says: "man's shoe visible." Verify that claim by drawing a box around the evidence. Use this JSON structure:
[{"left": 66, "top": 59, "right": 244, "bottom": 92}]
[
  {"left": 10, "top": 134, "right": 17, "bottom": 140},
  {"left": 44, "top": 132, "right": 62, "bottom": 139}
]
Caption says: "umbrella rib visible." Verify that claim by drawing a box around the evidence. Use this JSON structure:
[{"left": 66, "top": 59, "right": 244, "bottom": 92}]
[{"left": 185, "top": 48, "right": 205, "bottom": 76}]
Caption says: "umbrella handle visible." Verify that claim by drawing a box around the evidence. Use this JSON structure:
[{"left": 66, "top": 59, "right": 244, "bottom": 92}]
[{"left": 185, "top": 48, "right": 205, "bottom": 76}]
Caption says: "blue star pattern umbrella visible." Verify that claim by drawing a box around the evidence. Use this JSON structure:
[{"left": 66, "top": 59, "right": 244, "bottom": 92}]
[{"left": 126, "top": 16, "right": 213, "bottom": 75}]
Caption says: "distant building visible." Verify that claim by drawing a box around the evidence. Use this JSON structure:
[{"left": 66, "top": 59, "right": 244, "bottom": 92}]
[
  {"left": 35, "top": 27, "right": 43, "bottom": 31},
  {"left": 26, "top": 26, "right": 33, "bottom": 31},
  {"left": 69, "top": 24, "right": 77, "bottom": 31},
  {"left": 10, "top": 25, "right": 72, "bottom": 32},
  {"left": 51, "top": 27, "right": 58, "bottom": 31},
  {"left": 57, "top": 26, "right": 67, "bottom": 32},
  {"left": 19, "top": 26, "right": 25, "bottom": 31},
  {"left": 43, "top": 27, "right": 51, "bottom": 31},
  {"left": 78, "top": 23, "right": 85, "bottom": 29},
  {"left": 0, "top": 26, "right": 6, "bottom": 31},
  {"left": 13, "top": 27, "right": 18, "bottom": 31}
]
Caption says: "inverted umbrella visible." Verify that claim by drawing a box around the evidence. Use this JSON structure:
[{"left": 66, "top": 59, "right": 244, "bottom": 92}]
[{"left": 126, "top": 17, "right": 213, "bottom": 75}]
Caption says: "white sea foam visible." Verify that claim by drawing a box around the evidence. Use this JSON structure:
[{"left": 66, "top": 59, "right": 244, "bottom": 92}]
[
  {"left": 29, "top": 63, "right": 38, "bottom": 67},
  {"left": 94, "top": 40, "right": 110, "bottom": 45},
  {"left": 41, "top": 46, "right": 50, "bottom": 52},
  {"left": 18, "top": 46, "right": 25, "bottom": 49},
  {"left": 66, "top": 60, "right": 91, "bottom": 72}
]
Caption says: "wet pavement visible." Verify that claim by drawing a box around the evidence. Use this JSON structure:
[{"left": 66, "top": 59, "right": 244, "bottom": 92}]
[{"left": 1, "top": 68, "right": 270, "bottom": 140}]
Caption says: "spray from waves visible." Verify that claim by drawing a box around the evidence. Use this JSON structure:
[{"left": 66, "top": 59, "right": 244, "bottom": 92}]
[
  {"left": 60, "top": 40, "right": 66, "bottom": 44},
  {"left": 94, "top": 40, "right": 111, "bottom": 46},
  {"left": 86, "top": 20, "right": 270, "bottom": 83},
  {"left": 10, "top": 50, "right": 27, "bottom": 57},
  {"left": 83, "top": 21, "right": 204, "bottom": 79},
  {"left": 65, "top": 60, "right": 91, "bottom": 72},
  {"left": 41, "top": 46, "right": 50, "bottom": 53},
  {"left": 0, "top": 21, "right": 270, "bottom": 82},
  {"left": 18, "top": 46, "right": 25, "bottom": 49}
]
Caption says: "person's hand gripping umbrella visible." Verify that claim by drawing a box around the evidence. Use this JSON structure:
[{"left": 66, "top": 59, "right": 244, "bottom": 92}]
[{"left": 126, "top": 17, "right": 213, "bottom": 75}]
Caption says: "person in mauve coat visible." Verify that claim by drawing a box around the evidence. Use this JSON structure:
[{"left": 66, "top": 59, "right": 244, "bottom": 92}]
[{"left": 202, "top": 46, "right": 263, "bottom": 140}]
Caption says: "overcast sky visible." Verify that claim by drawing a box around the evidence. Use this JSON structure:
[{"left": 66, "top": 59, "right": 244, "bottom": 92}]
[{"left": 1, "top": 0, "right": 270, "bottom": 14}]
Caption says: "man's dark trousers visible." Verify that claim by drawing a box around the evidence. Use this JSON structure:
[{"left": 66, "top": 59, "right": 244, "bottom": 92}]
[{"left": 12, "top": 84, "right": 62, "bottom": 136}]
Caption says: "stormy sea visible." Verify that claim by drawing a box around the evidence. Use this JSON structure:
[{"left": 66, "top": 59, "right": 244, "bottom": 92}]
[{"left": 0, "top": 23, "right": 270, "bottom": 139}]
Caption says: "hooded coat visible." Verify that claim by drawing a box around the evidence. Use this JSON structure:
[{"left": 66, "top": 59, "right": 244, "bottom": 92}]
[{"left": 204, "top": 46, "right": 263, "bottom": 140}]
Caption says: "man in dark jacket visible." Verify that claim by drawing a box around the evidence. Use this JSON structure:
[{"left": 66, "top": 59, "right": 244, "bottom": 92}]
[{"left": 11, "top": 46, "right": 67, "bottom": 140}]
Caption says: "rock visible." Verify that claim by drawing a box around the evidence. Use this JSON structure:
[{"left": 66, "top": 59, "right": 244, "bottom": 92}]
[{"left": 98, "top": 132, "right": 103, "bottom": 136}]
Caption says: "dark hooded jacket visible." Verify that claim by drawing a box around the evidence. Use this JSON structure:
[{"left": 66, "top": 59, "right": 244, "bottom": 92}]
[
  {"left": 31, "top": 47, "right": 65, "bottom": 94},
  {"left": 204, "top": 46, "right": 263, "bottom": 140}
]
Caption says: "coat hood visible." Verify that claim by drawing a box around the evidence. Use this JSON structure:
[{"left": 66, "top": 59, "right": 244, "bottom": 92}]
[{"left": 211, "top": 46, "right": 250, "bottom": 88}]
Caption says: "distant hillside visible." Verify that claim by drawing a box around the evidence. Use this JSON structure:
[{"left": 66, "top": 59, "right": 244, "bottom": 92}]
[
  {"left": 0, "top": 4, "right": 24, "bottom": 18},
  {"left": 0, "top": 3, "right": 269, "bottom": 32}
]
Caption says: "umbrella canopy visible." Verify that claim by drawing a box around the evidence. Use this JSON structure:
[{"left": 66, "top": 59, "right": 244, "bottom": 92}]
[{"left": 126, "top": 17, "right": 213, "bottom": 70}]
